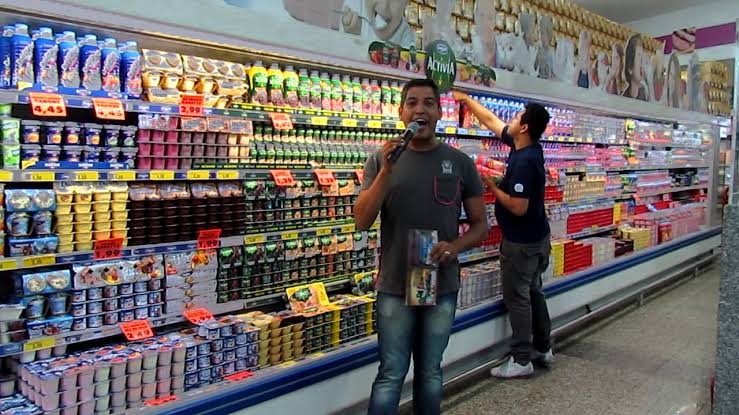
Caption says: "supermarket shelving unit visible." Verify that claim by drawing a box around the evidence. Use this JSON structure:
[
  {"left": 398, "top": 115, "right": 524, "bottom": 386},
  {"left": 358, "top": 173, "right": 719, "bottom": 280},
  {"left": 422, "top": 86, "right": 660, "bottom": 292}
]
[{"left": 0, "top": 3, "right": 729, "bottom": 415}]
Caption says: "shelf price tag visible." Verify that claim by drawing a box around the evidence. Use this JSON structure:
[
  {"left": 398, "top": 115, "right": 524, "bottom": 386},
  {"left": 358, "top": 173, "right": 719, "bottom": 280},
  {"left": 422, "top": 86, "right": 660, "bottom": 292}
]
[
  {"left": 314, "top": 169, "right": 335, "bottom": 186},
  {"left": 186, "top": 170, "right": 210, "bottom": 180},
  {"left": 395, "top": 121, "right": 405, "bottom": 130},
  {"left": 444, "top": 126, "right": 456, "bottom": 134},
  {"left": 315, "top": 227, "right": 332, "bottom": 236},
  {"left": 74, "top": 170, "right": 99, "bottom": 181},
  {"left": 270, "top": 169, "right": 295, "bottom": 187},
  {"left": 310, "top": 116, "right": 328, "bottom": 126},
  {"left": 355, "top": 169, "right": 364, "bottom": 185},
  {"left": 244, "top": 234, "right": 266, "bottom": 245},
  {"left": 281, "top": 231, "right": 298, "bottom": 240},
  {"left": 183, "top": 308, "right": 215, "bottom": 324},
  {"left": 22, "top": 255, "right": 56, "bottom": 268},
  {"left": 149, "top": 170, "right": 174, "bottom": 180},
  {"left": 109, "top": 170, "right": 136, "bottom": 181},
  {"left": 0, "top": 259, "right": 16, "bottom": 271},
  {"left": 216, "top": 170, "right": 239, "bottom": 180},
  {"left": 92, "top": 97, "right": 125, "bottom": 120},
  {"left": 367, "top": 120, "right": 382, "bottom": 129},
  {"left": 144, "top": 395, "right": 178, "bottom": 407},
  {"left": 270, "top": 112, "right": 294, "bottom": 130},
  {"left": 197, "top": 229, "right": 222, "bottom": 250},
  {"left": 179, "top": 94, "right": 205, "bottom": 117},
  {"left": 29, "top": 92, "right": 67, "bottom": 117},
  {"left": 24, "top": 171, "right": 55, "bottom": 182},
  {"left": 225, "top": 371, "right": 254, "bottom": 382},
  {"left": 23, "top": 337, "right": 55, "bottom": 352},
  {"left": 0, "top": 171, "right": 12, "bottom": 181},
  {"left": 340, "top": 224, "right": 355, "bottom": 234},
  {"left": 341, "top": 118, "right": 358, "bottom": 128},
  {"left": 94, "top": 238, "right": 124, "bottom": 260},
  {"left": 120, "top": 320, "right": 154, "bottom": 341}
]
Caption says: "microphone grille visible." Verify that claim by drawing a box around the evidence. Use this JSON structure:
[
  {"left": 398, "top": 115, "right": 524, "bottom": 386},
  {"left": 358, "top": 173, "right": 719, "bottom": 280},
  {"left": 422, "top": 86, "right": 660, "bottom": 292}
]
[{"left": 407, "top": 121, "right": 421, "bottom": 133}]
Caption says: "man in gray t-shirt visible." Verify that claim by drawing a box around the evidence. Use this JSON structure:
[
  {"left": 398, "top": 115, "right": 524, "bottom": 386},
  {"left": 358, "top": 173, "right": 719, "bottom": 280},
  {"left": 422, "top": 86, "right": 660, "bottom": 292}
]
[{"left": 355, "top": 79, "right": 488, "bottom": 415}]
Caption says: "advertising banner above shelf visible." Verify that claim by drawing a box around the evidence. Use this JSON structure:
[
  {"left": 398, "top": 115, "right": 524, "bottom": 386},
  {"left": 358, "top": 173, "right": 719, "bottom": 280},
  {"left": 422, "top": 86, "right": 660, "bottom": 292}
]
[{"left": 8, "top": 0, "right": 728, "bottom": 126}]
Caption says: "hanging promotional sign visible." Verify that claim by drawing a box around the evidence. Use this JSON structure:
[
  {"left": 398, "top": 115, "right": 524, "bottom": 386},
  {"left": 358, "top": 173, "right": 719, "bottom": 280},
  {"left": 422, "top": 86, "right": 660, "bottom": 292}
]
[{"left": 424, "top": 40, "right": 457, "bottom": 93}]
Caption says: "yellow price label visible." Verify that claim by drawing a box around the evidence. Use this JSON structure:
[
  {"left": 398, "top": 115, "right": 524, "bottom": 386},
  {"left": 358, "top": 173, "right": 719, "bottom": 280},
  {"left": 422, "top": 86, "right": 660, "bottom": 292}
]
[
  {"left": 22, "top": 254, "right": 56, "bottom": 268},
  {"left": 0, "top": 259, "right": 17, "bottom": 271},
  {"left": 586, "top": 137, "right": 593, "bottom": 143},
  {"left": 311, "top": 116, "right": 328, "bottom": 126},
  {"left": 444, "top": 127, "right": 456, "bottom": 134},
  {"left": 371, "top": 222, "right": 380, "bottom": 230},
  {"left": 312, "top": 352, "right": 326, "bottom": 358},
  {"left": 315, "top": 227, "right": 332, "bottom": 236},
  {"left": 568, "top": 137, "right": 576, "bottom": 142},
  {"left": 149, "top": 170, "right": 174, "bottom": 180},
  {"left": 395, "top": 121, "right": 405, "bottom": 130},
  {"left": 341, "top": 119, "right": 358, "bottom": 128},
  {"left": 367, "top": 120, "right": 382, "bottom": 129},
  {"left": 468, "top": 129, "right": 477, "bottom": 136},
  {"left": 187, "top": 170, "right": 210, "bottom": 180},
  {"left": 23, "top": 337, "right": 55, "bottom": 352},
  {"left": 244, "top": 235, "right": 266, "bottom": 245},
  {"left": 281, "top": 231, "right": 298, "bottom": 240},
  {"left": 0, "top": 171, "right": 12, "bottom": 181},
  {"left": 280, "top": 360, "right": 297, "bottom": 368},
  {"left": 340, "top": 224, "right": 355, "bottom": 234},
  {"left": 25, "top": 171, "right": 54, "bottom": 181},
  {"left": 74, "top": 171, "right": 99, "bottom": 181},
  {"left": 109, "top": 170, "right": 136, "bottom": 181},
  {"left": 216, "top": 170, "right": 239, "bottom": 180},
  {"left": 591, "top": 225, "right": 599, "bottom": 231}
]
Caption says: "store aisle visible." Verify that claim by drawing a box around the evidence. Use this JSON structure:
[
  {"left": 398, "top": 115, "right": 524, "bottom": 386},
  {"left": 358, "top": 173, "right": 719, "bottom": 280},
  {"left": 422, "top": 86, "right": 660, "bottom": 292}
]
[{"left": 442, "top": 266, "right": 719, "bottom": 415}]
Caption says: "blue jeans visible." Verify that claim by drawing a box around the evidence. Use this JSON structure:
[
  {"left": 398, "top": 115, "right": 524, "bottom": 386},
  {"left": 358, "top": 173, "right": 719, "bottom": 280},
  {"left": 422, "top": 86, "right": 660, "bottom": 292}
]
[{"left": 368, "top": 292, "right": 457, "bottom": 415}]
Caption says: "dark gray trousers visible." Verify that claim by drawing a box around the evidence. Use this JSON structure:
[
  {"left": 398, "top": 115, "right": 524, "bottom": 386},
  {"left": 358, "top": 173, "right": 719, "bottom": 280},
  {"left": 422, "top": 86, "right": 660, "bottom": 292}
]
[{"left": 500, "top": 236, "right": 552, "bottom": 364}]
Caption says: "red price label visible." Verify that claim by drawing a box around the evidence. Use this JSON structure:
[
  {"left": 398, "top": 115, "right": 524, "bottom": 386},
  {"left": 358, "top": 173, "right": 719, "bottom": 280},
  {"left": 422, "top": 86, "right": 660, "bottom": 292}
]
[
  {"left": 120, "top": 320, "right": 154, "bottom": 341},
  {"left": 225, "top": 371, "right": 254, "bottom": 382},
  {"left": 269, "top": 112, "right": 294, "bottom": 130},
  {"left": 29, "top": 92, "right": 67, "bottom": 117},
  {"left": 197, "top": 228, "right": 222, "bottom": 250},
  {"left": 183, "top": 308, "right": 215, "bottom": 324},
  {"left": 144, "top": 395, "right": 178, "bottom": 407},
  {"left": 547, "top": 167, "right": 560, "bottom": 181},
  {"left": 270, "top": 169, "right": 295, "bottom": 187},
  {"left": 314, "top": 169, "right": 335, "bottom": 186},
  {"left": 179, "top": 94, "right": 205, "bottom": 116},
  {"left": 93, "top": 238, "right": 124, "bottom": 260},
  {"left": 92, "top": 97, "right": 125, "bottom": 120},
  {"left": 355, "top": 169, "right": 364, "bottom": 185}
]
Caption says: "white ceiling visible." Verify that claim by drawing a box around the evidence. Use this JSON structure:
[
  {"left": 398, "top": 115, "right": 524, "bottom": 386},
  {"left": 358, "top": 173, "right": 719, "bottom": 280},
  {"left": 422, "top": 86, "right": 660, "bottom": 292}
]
[{"left": 572, "top": 0, "right": 708, "bottom": 23}]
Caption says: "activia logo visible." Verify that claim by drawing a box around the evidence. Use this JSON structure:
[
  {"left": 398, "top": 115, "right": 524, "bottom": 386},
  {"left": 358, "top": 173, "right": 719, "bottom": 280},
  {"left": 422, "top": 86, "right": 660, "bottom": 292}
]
[{"left": 425, "top": 40, "right": 456, "bottom": 93}]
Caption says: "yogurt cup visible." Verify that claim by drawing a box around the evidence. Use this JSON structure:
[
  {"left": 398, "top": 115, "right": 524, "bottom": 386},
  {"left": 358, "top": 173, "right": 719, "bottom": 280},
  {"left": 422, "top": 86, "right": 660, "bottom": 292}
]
[
  {"left": 110, "top": 390, "right": 126, "bottom": 407},
  {"left": 142, "top": 349, "right": 158, "bottom": 370},
  {"left": 78, "top": 384, "right": 94, "bottom": 401},
  {"left": 127, "top": 371, "right": 143, "bottom": 388},
  {"left": 77, "top": 366, "right": 94, "bottom": 386},
  {"left": 61, "top": 387, "right": 77, "bottom": 407},
  {"left": 142, "top": 382, "right": 156, "bottom": 399},
  {"left": 59, "top": 368, "right": 78, "bottom": 391},
  {"left": 110, "top": 375, "right": 126, "bottom": 393},
  {"left": 127, "top": 352, "right": 143, "bottom": 373},
  {"left": 94, "top": 362, "right": 111, "bottom": 382},
  {"left": 95, "top": 395, "right": 110, "bottom": 412},
  {"left": 109, "top": 357, "right": 126, "bottom": 378},
  {"left": 127, "top": 385, "right": 142, "bottom": 403},
  {"left": 78, "top": 400, "right": 94, "bottom": 415},
  {"left": 156, "top": 378, "right": 172, "bottom": 395}
]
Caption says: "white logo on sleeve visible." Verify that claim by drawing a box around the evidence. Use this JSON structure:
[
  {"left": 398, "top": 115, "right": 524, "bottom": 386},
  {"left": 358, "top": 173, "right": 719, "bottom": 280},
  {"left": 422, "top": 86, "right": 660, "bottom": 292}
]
[{"left": 514, "top": 183, "right": 524, "bottom": 192}]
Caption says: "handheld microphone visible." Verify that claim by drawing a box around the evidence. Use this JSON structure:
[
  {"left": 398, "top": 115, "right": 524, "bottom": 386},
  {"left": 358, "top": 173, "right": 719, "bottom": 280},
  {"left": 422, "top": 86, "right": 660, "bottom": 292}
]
[{"left": 388, "top": 121, "right": 420, "bottom": 163}]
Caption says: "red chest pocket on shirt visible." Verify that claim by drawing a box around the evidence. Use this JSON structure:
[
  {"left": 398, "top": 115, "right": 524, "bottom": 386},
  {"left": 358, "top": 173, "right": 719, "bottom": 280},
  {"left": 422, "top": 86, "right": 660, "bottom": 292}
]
[{"left": 433, "top": 175, "right": 461, "bottom": 206}]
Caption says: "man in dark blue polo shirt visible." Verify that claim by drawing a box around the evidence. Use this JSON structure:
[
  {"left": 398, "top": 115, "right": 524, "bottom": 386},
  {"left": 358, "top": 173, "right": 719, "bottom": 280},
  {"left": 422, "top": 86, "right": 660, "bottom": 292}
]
[{"left": 453, "top": 91, "right": 552, "bottom": 378}]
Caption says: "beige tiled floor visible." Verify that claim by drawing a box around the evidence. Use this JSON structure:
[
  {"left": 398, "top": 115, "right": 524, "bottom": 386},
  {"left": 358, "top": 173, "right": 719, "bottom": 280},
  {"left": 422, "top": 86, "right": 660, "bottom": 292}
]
[{"left": 443, "top": 266, "right": 719, "bottom": 415}]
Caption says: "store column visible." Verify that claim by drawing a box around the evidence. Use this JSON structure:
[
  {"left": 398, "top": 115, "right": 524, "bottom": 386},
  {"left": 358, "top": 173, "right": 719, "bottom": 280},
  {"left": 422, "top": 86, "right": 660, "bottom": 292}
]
[{"left": 715, "top": 204, "right": 739, "bottom": 414}]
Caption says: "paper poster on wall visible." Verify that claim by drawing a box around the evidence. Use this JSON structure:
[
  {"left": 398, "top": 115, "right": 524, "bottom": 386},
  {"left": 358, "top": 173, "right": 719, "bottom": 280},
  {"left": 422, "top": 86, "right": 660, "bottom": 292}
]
[
  {"left": 666, "top": 53, "right": 684, "bottom": 109},
  {"left": 651, "top": 43, "right": 667, "bottom": 104},
  {"left": 672, "top": 27, "right": 697, "bottom": 54},
  {"left": 605, "top": 43, "right": 624, "bottom": 96},
  {"left": 621, "top": 34, "right": 648, "bottom": 101},
  {"left": 574, "top": 31, "right": 593, "bottom": 88},
  {"left": 536, "top": 16, "right": 555, "bottom": 80}
]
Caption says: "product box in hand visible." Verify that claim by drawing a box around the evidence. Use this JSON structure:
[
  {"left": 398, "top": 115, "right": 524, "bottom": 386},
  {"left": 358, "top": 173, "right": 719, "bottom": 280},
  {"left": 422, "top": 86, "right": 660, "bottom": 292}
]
[{"left": 405, "top": 229, "right": 438, "bottom": 306}]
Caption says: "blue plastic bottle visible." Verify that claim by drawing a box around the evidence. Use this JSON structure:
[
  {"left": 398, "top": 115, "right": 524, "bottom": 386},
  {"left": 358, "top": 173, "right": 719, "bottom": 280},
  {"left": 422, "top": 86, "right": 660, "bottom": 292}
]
[
  {"left": 57, "top": 31, "right": 80, "bottom": 89},
  {"left": 79, "top": 34, "right": 101, "bottom": 91},
  {"left": 33, "top": 27, "right": 58, "bottom": 88},
  {"left": 0, "top": 26, "right": 14, "bottom": 88},
  {"left": 10, "top": 23, "right": 34, "bottom": 88},
  {"left": 99, "top": 37, "right": 120, "bottom": 93},
  {"left": 120, "top": 41, "right": 142, "bottom": 97}
]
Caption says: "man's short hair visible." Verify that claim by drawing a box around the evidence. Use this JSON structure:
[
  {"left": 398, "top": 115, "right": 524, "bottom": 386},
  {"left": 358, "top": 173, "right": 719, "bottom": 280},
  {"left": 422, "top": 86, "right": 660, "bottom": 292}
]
[
  {"left": 521, "top": 103, "right": 551, "bottom": 142},
  {"left": 401, "top": 78, "right": 441, "bottom": 109}
]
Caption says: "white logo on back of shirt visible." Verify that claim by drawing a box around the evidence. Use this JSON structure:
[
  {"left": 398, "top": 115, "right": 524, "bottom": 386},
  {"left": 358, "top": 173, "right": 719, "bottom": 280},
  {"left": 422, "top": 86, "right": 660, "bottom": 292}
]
[{"left": 514, "top": 183, "right": 524, "bottom": 192}]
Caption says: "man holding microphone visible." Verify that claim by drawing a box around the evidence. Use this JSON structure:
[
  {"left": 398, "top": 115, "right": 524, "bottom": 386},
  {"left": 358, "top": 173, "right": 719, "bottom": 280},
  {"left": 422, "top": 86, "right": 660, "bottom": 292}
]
[
  {"left": 452, "top": 91, "right": 553, "bottom": 378},
  {"left": 355, "top": 79, "right": 488, "bottom": 414}
]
